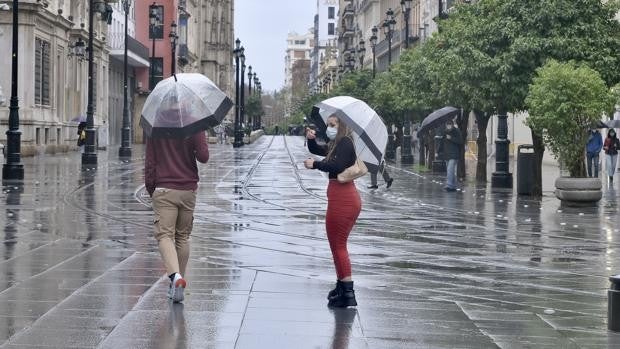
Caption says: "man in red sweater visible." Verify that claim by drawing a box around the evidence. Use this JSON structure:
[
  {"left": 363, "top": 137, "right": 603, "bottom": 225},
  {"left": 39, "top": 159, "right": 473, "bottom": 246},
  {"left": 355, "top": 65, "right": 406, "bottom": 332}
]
[{"left": 145, "top": 131, "right": 209, "bottom": 303}]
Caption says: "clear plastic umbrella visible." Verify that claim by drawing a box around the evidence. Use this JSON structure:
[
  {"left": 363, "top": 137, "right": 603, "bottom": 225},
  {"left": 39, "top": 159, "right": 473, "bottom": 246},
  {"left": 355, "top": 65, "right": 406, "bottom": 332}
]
[
  {"left": 140, "top": 73, "right": 233, "bottom": 138},
  {"left": 310, "top": 96, "right": 387, "bottom": 173}
]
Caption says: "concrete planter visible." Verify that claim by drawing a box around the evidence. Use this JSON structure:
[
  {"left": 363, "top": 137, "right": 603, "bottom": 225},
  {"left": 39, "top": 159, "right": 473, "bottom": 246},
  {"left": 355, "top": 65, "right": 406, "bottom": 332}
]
[{"left": 554, "top": 177, "right": 602, "bottom": 206}]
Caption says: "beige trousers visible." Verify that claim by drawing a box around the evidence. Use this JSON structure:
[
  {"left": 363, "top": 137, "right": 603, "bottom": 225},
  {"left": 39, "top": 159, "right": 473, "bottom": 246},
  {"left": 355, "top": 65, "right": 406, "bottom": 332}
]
[{"left": 152, "top": 188, "right": 197, "bottom": 276}]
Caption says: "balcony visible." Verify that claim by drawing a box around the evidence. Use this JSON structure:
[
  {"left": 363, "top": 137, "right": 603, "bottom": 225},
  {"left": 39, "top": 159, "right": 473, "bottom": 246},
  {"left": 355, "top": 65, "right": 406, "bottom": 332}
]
[
  {"left": 342, "top": 5, "right": 354, "bottom": 18},
  {"left": 108, "top": 34, "right": 150, "bottom": 68}
]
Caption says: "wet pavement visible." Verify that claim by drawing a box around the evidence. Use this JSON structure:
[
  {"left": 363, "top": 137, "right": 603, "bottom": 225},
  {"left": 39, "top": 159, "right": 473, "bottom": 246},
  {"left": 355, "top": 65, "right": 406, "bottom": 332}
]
[{"left": 0, "top": 135, "right": 619, "bottom": 348}]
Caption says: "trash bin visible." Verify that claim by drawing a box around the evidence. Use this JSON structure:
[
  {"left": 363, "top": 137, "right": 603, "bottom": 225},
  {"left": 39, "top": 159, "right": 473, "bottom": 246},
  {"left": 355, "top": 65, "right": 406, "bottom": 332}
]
[{"left": 517, "top": 145, "right": 535, "bottom": 195}]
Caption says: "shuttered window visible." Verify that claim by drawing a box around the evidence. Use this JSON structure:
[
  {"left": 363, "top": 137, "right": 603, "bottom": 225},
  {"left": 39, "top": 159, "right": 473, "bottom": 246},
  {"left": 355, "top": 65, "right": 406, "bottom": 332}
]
[{"left": 35, "top": 38, "right": 51, "bottom": 106}]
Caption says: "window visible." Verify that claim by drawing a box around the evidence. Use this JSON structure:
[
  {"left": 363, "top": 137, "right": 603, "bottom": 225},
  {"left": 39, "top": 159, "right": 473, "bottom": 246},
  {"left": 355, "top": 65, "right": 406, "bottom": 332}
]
[
  {"left": 328, "top": 6, "right": 335, "bottom": 19},
  {"left": 149, "top": 5, "right": 164, "bottom": 39},
  {"left": 34, "top": 38, "right": 51, "bottom": 106},
  {"left": 294, "top": 40, "right": 306, "bottom": 45},
  {"left": 57, "top": 128, "right": 61, "bottom": 145},
  {"left": 44, "top": 128, "right": 49, "bottom": 145},
  {"left": 328, "top": 23, "right": 335, "bottom": 35},
  {"left": 150, "top": 57, "right": 164, "bottom": 90},
  {"left": 35, "top": 128, "right": 41, "bottom": 145}
]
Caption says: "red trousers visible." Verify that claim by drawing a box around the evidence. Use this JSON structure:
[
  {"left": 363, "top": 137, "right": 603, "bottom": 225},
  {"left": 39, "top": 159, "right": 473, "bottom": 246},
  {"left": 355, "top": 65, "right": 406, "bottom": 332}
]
[{"left": 326, "top": 180, "right": 362, "bottom": 280}]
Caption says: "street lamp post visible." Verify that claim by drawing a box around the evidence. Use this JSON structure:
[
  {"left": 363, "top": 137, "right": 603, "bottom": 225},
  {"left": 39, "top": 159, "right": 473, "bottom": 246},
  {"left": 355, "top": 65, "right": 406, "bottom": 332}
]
[
  {"left": 400, "top": 0, "right": 414, "bottom": 165},
  {"left": 383, "top": 9, "right": 397, "bottom": 160},
  {"left": 358, "top": 40, "right": 366, "bottom": 69},
  {"left": 240, "top": 52, "right": 246, "bottom": 140},
  {"left": 233, "top": 39, "right": 244, "bottom": 148},
  {"left": 118, "top": 0, "right": 132, "bottom": 158},
  {"left": 82, "top": 0, "right": 104, "bottom": 166},
  {"left": 169, "top": 21, "right": 178, "bottom": 75},
  {"left": 491, "top": 114, "right": 513, "bottom": 188},
  {"left": 149, "top": 3, "right": 158, "bottom": 90},
  {"left": 383, "top": 8, "right": 396, "bottom": 68},
  {"left": 401, "top": 0, "right": 412, "bottom": 49},
  {"left": 3, "top": 0, "right": 24, "bottom": 180},
  {"left": 370, "top": 26, "right": 378, "bottom": 78}
]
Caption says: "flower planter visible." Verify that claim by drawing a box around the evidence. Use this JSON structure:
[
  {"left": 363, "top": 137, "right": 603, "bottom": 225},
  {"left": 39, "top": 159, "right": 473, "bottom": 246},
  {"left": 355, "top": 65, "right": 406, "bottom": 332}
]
[{"left": 554, "top": 177, "right": 602, "bottom": 206}]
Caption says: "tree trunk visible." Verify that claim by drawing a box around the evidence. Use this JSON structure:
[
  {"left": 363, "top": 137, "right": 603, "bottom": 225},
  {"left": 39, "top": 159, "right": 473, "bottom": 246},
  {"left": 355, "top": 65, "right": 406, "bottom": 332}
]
[
  {"left": 457, "top": 110, "right": 470, "bottom": 180},
  {"left": 475, "top": 111, "right": 490, "bottom": 182},
  {"left": 531, "top": 130, "right": 545, "bottom": 196},
  {"left": 428, "top": 130, "right": 436, "bottom": 168}
]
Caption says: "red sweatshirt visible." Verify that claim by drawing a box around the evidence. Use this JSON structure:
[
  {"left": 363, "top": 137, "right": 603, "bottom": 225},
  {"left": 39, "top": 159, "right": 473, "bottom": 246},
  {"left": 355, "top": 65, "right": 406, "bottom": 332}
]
[{"left": 144, "top": 131, "right": 209, "bottom": 196}]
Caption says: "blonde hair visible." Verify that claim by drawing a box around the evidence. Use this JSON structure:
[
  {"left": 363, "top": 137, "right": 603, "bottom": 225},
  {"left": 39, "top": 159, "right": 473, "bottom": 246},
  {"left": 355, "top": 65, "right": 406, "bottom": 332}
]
[{"left": 326, "top": 115, "right": 353, "bottom": 160}]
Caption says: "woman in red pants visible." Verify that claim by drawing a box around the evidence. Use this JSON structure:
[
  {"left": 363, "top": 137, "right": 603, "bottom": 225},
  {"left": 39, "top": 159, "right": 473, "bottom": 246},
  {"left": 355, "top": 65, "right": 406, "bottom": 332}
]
[{"left": 304, "top": 115, "right": 362, "bottom": 307}]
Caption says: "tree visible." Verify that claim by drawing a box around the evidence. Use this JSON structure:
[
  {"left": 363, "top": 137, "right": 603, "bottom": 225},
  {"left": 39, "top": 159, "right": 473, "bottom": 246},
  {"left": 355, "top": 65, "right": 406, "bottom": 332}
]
[
  {"left": 245, "top": 94, "right": 264, "bottom": 131},
  {"left": 526, "top": 60, "right": 614, "bottom": 178},
  {"left": 430, "top": 0, "right": 620, "bottom": 191}
]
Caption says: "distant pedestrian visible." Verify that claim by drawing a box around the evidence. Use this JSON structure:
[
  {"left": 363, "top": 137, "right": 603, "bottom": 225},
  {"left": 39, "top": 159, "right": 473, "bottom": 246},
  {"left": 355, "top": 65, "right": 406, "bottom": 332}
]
[
  {"left": 304, "top": 115, "right": 361, "bottom": 308},
  {"left": 145, "top": 116, "right": 209, "bottom": 303},
  {"left": 77, "top": 122, "right": 87, "bottom": 149},
  {"left": 368, "top": 160, "right": 393, "bottom": 189},
  {"left": 603, "top": 129, "right": 620, "bottom": 182},
  {"left": 438, "top": 120, "right": 462, "bottom": 192},
  {"left": 411, "top": 127, "right": 419, "bottom": 154},
  {"left": 586, "top": 128, "right": 603, "bottom": 177}
]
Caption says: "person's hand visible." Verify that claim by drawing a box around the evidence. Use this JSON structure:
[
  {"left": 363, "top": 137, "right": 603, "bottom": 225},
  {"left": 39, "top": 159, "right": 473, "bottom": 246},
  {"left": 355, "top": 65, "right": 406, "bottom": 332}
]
[
  {"left": 304, "top": 158, "right": 315, "bottom": 169},
  {"left": 446, "top": 135, "right": 451, "bottom": 140},
  {"left": 306, "top": 128, "right": 316, "bottom": 140},
  {"left": 435, "top": 153, "right": 439, "bottom": 158}
]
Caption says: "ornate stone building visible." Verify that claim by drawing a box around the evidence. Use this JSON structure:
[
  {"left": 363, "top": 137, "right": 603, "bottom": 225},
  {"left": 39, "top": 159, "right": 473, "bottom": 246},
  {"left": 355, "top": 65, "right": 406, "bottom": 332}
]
[
  {"left": 0, "top": 0, "right": 111, "bottom": 155},
  {"left": 199, "top": 0, "right": 234, "bottom": 102}
]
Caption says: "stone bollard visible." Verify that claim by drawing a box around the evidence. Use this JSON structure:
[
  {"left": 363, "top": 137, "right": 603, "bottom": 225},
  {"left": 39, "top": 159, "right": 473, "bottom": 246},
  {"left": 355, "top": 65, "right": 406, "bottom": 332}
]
[{"left": 609, "top": 275, "right": 620, "bottom": 331}]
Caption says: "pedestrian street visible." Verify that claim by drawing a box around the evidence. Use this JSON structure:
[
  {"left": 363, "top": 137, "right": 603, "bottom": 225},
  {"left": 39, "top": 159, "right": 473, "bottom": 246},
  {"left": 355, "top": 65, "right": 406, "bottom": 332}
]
[{"left": 0, "top": 136, "right": 619, "bottom": 348}]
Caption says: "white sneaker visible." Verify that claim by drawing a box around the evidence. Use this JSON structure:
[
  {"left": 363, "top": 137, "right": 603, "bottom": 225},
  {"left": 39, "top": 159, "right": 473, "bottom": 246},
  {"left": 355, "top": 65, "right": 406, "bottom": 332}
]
[{"left": 169, "top": 273, "right": 187, "bottom": 303}]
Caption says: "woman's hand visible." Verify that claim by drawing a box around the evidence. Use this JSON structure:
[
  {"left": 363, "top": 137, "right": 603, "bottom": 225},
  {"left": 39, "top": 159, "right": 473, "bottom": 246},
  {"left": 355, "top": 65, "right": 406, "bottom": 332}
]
[
  {"left": 306, "top": 128, "right": 316, "bottom": 140},
  {"left": 304, "top": 158, "right": 315, "bottom": 169}
]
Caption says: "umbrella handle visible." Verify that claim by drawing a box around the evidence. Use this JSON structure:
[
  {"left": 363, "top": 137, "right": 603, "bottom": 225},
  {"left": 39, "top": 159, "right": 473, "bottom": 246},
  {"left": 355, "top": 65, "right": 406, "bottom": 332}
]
[{"left": 173, "top": 74, "right": 177, "bottom": 82}]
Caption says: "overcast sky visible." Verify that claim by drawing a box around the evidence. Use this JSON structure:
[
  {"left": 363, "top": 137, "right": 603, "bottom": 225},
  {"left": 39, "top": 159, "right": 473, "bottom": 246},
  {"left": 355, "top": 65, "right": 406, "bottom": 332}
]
[{"left": 234, "top": 0, "right": 316, "bottom": 93}]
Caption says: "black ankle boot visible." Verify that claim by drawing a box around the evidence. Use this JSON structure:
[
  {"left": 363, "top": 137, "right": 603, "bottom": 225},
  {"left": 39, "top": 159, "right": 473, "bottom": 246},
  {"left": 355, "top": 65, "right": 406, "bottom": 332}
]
[
  {"left": 327, "top": 280, "right": 341, "bottom": 300},
  {"left": 328, "top": 281, "right": 357, "bottom": 307}
]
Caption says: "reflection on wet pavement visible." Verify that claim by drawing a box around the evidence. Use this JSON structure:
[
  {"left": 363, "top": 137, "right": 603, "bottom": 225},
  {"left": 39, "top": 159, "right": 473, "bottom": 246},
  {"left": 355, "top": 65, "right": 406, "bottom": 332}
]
[{"left": 0, "top": 136, "right": 618, "bottom": 348}]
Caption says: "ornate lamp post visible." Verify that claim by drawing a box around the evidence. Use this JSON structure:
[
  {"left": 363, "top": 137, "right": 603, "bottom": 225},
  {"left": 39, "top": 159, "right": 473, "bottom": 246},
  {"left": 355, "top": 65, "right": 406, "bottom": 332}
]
[
  {"left": 3, "top": 0, "right": 23, "bottom": 180},
  {"left": 82, "top": 0, "right": 112, "bottom": 166},
  {"left": 118, "top": 0, "right": 132, "bottom": 158},
  {"left": 401, "top": 0, "right": 412, "bottom": 49},
  {"left": 169, "top": 21, "right": 178, "bottom": 75},
  {"left": 399, "top": 0, "right": 414, "bottom": 164},
  {"left": 383, "top": 8, "right": 396, "bottom": 68},
  {"left": 370, "top": 26, "right": 378, "bottom": 78},
  {"left": 357, "top": 39, "right": 366, "bottom": 69},
  {"left": 253, "top": 75, "right": 258, "bottom": 96},
  {"left": 233, "top": 39, "right": 244, "bottom": 148},
  {"left": 247, "top": 66, "right": 253, "bottom": 95},
  {"left": 149, "top": 2, "right": 159, "bottom": 90},
  {"left": 240, "top": 51, "right": 246, "bottom": 137},
  {"left": 491, "top": 114, "right": 513, "bottom": 188}
]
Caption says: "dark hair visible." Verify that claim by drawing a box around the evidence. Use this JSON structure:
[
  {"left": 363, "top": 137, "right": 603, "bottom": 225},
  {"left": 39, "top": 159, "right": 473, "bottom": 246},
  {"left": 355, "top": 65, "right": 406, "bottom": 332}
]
[{"left": 609, "top": 129, "right": 617, "bottom": 138}]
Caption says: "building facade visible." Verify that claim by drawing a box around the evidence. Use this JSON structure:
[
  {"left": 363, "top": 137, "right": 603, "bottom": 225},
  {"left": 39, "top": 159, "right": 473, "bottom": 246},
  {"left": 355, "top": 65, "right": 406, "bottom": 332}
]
[
  {"left": 0, "top": 0, "right": 111, "bottom": 156},
  {"left": 284, "top": 30, "right": 313, "bottom": 89},
  {"left": 107, "top": 1, "right": 150, "bottom": 147},
  {"left": 310, "top": 0, "right": 339, "bottom": 91}
]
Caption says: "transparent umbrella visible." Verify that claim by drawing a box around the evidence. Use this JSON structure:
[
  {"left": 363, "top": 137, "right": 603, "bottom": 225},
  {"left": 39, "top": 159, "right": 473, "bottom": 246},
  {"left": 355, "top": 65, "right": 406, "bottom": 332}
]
[{"left": 140, "top": 73, "right": 233, "bottom": 139}]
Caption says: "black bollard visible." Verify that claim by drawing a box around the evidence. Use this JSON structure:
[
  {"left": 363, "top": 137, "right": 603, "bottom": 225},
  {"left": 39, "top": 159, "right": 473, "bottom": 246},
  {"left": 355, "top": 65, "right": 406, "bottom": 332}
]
[{"left": 608, "top": 275, "right": 620, "bottom": 331}]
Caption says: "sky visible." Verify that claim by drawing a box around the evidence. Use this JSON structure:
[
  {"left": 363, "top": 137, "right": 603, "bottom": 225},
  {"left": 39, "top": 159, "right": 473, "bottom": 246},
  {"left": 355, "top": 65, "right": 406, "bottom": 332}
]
[{"left": 234, "top": 0, "right": 316, "bottom": 93}]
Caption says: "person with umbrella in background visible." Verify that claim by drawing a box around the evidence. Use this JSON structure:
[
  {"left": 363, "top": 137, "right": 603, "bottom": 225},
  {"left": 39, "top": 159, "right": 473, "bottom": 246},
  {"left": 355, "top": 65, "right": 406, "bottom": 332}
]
[
  {"left": 142, "top": 73, "right": 232, "bottom": 303},
  {"left": 586, "top": 128, "right": 603, "bottom": 178},
  {"left": 304, "top": 114, "right": 361, "bottom": 308},
  {"left": 603, "top": 128, "right": 620, "bottom": 183},
  {"left": 438, "top": 119, "right": 462, "bottom": 192},
  {"left": 367, "top": 160, "right": 393, "bottom": 189}
]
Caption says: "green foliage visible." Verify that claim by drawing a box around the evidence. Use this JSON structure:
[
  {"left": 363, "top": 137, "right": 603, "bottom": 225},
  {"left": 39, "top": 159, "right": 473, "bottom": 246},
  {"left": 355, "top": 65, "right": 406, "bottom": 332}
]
[
  {"left": 328, "top": 70, "right": 374, "bottom": 102},
  {"left": 526, "top": 60, "right": 614, "bottom": 177},
  {"left": 431, "top": 0, "right": 620, "bottom": 113},
  {"left": 245, "top": 95, "right": 264, "bottom": 120}
]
